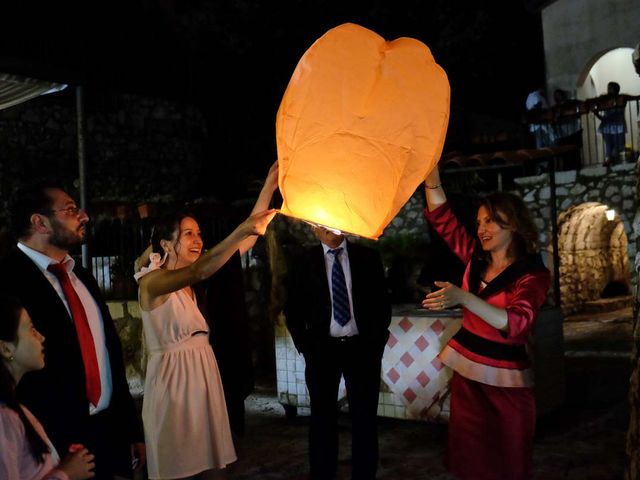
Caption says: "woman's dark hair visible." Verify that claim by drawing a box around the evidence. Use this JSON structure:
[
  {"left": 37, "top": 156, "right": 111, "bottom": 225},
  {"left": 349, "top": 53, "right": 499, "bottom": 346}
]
[
  {"left": 478, "top": 192, "right": 539, "bottom": 260},
  {"left": 150, "top": 211, "right": 197, "bottom": 266},
  {"left": 0, "top": 296, "right": 50, "bottom": 462}
]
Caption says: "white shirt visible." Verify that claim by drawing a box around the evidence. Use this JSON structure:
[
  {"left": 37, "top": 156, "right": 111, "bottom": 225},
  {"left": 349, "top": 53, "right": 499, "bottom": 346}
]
[
  {"left": 321, "top": 240, "right": 359, "bottom": 337},
  {"left": 17, "top": 242, "right": 113, "bottom": 414},
  {"left": 525, "top": 90, "right": 548, "bottom": 111}
]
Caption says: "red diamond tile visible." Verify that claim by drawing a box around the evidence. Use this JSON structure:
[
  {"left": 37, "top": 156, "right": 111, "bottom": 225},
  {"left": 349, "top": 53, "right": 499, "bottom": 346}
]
[
  {"left": 398, "top": 317, "right": 413, "bottom": 332},
  {"left": 431, "top": 357, "right": 444, "bottom": 371},
  {"left": 387, "top": 368, "right": 400, "bottom": 384},
  {"left": 403, "top": 387, "right": 417, "bottom": 403},
  {"left": 387, "top": 333, "right": 398, "bottom": 348},
  {"left": 414, "top": 335, "right": 429, "bottom": 351},
  {"left": 416, "top": 371, "right": 430, "bottom": 387},
  {"left": 400, "top": 352, "right": 414, "bottom": 367},
  {"left": 430, "top": 320, "right": 444, "bottom": 335}
]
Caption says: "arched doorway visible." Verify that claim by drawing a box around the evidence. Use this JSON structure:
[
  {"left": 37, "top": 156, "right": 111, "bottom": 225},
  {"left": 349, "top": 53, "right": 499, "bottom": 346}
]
[
  {"left": 576, "top": 47, "right": 640, "bottom": 99},
  {"left": 576, "top": 47, "right": 640, "bottom": 165},
  {"left": 556, "top": 202, "right": 631, "bottom": 314}
]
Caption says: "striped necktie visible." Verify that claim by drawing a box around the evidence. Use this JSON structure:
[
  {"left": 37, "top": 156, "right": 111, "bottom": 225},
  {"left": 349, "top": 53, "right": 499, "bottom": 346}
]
[{"left": 328, "top": 248, "right": 351, "bottom": 326}]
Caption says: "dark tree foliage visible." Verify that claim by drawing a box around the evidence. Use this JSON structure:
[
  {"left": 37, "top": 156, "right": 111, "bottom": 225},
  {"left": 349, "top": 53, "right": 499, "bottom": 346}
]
[{"left": 0, "top": 0, "right": 544, "bottom": 200}]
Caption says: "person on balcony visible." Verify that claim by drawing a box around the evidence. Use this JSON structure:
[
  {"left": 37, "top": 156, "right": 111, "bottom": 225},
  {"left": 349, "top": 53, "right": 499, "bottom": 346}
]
[
  {"left": 525, "top": 86, "right": 556, "bottom": 148},
  {"left": 593, "top": 81, "right": 627, "bottom": 164},
  {"left": 552, "top": 88, "right": 582, "bottom": 148},
  {"left": 422, "top": 166, "right": 550, "bottom": 480}
]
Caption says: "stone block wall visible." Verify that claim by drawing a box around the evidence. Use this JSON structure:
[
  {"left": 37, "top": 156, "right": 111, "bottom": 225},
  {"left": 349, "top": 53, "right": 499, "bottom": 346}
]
[
  {"left": 108, "top": 300, "right": 145, "bottom": 397},
  {"left": 512, "top": 163, "right": 637, "bottom": 312}
]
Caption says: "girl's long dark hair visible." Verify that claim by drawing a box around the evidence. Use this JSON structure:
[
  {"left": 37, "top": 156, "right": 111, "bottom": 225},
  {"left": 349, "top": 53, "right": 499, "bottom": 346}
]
[
  {"left": 478, "top": 192, "right": 539, "bottom": 261},
  {"left": 0, "top": 296, "right": 50, "bottom": 463}
]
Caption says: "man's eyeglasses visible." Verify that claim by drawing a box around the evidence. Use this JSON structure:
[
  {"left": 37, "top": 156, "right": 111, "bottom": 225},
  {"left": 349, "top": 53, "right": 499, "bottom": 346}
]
[{"left": 44, "top": 206, "right": 83, "bottom": 217}]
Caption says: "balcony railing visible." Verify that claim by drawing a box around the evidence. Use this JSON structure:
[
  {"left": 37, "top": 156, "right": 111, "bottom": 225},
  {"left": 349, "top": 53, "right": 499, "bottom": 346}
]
[
  {"left": 526, "top": 94, "right": 640, "bottom": 167},
  {"left": 77, "top": 212, "right": 235, "bottom": 300}
]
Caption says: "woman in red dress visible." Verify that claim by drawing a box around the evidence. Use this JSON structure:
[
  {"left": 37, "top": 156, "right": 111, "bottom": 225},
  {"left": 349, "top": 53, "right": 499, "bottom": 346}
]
[{"left": 422, "top": 167, "right": 550, "bottom": 480}]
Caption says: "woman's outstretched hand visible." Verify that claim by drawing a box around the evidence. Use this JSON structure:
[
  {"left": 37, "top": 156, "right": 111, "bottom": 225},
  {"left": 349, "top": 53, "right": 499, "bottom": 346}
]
[
  {"left": 241, "top": 209, "right": 278, "bottom": 237},
  {"left": 422, "top": 280, "right": 466, "bottom": 310},
  {"left": 263, "top": 161, "right": 279, "bottom": 194},
  {"left": 58, "top": 446, "right": 95, "bottom": 480}
]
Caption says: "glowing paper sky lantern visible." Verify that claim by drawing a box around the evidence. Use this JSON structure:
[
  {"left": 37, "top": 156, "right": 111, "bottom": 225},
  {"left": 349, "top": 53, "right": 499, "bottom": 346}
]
[{"left": 276, "top": 23, "right": 450, "bottom": 239}]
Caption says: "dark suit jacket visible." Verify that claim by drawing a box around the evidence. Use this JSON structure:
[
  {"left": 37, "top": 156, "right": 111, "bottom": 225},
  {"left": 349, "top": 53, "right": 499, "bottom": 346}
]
[
  {"left": 284, "top": 241, "right": 391, "bottom": 354},
  {"left": 0, "top": 249, "right": 143, "bottom": 453}
]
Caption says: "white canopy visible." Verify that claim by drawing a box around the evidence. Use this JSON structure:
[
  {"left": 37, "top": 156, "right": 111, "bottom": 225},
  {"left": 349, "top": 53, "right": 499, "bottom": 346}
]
[{"left": 0, "top": 73, "right": 67, "bottom": 110}]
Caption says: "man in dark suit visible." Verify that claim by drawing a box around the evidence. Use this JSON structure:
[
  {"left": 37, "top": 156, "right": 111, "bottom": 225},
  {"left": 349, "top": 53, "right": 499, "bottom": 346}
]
[
  {"left": 284, "top": 226, "right": 391, "bottom": 480},
  {"left": 0, "top": 181, "right": 145, "bottom": 479}
]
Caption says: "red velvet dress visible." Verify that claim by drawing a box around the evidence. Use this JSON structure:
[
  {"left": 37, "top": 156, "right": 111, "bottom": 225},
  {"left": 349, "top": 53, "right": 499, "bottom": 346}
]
[{"left": 425, "top": 202, "right": 550, "bottom": 480}]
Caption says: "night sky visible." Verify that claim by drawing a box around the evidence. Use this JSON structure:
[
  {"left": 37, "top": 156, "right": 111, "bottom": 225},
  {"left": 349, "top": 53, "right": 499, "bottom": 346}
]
[{"left": 0, "top": 0, "right": 545, "bottom": 200}]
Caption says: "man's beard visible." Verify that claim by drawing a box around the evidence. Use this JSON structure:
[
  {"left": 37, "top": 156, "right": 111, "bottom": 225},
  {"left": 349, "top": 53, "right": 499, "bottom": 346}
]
[{"left": 49, "top": 218, "right": 88, "bottom": 250}]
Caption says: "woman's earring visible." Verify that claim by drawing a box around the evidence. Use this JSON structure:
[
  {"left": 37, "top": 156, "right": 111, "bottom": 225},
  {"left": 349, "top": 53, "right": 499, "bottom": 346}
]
[{"left": 0, "top": 344, "right": 13, "bottom": 362}]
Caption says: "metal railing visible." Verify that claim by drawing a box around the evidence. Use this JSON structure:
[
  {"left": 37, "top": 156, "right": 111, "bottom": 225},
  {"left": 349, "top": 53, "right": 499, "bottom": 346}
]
[
  {"left": 81, "top": 213, "right": 235, "bottom": 300},
  {"left": 526, "top": 95, "right": 640, "bottom": 167}
]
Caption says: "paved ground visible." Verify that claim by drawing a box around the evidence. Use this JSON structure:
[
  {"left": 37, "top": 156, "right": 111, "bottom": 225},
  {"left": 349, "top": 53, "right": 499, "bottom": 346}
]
[{"left": 229, "top": 310, "right": 632, "bottom": 480}]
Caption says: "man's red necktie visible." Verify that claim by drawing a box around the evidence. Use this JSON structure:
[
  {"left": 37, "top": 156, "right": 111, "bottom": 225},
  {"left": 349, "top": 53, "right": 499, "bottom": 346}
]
[{"left": 47, "top": 263, "right": 101, "bottom": 407}]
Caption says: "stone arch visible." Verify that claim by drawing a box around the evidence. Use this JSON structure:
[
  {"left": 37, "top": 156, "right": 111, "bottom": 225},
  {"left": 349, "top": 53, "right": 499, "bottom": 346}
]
[
  {"left": 556, "top": 202, "right": 630, "bottom": 314},
  {"left": 576, "top": 47, "right": 640, "bottom": 99}
]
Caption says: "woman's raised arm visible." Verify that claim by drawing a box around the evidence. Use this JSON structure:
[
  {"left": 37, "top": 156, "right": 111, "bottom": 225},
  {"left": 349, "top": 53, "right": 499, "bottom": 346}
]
[
  {"left": 424, "top": 166, "right": 447, "bottom": 212},
  {"left": 140, "top": 209, "right": 276, "bottom": 300},
  {"left": 238, "top": 161, "right": 279, "bottom": 256}
]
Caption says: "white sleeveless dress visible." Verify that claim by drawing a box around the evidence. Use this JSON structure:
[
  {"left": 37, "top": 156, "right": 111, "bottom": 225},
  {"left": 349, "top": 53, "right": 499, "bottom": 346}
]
[{"left": 137, "top": 268, "right": 236, "bottom": 479}]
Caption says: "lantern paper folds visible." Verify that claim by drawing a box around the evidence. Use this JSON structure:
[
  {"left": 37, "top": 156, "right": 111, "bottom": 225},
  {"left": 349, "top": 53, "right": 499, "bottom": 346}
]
[{"left": 276, "top": 23, "right": 450, "bottom": 239}]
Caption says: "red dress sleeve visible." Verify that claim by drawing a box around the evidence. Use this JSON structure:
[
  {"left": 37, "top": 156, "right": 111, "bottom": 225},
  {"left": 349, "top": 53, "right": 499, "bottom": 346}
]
[
  {"left": 424, "top": 202, "right": 476, "bottom": 265},
  {"left": 505, "top": 269, "right": 551, "bottom": 341}
]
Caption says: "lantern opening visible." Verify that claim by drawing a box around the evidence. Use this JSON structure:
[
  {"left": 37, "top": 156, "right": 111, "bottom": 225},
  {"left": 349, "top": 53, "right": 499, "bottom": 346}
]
[{"left": 302, "top": 219, "right": 343, "bottom": 236}]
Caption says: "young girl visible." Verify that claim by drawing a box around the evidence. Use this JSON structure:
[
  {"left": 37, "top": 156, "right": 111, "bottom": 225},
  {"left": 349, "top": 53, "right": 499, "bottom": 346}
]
[{"left": 0, "top": 295, "right": 95, "bottom": 480}]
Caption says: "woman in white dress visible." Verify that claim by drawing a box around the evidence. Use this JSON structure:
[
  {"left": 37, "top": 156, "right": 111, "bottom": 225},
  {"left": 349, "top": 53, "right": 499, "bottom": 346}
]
[{"left": 136, "top": 167, "right": 277, "bottom": 480}]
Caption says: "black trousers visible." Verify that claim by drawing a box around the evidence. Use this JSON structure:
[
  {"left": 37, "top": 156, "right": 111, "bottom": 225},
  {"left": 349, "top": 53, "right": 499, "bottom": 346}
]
[
  {"left": 304, "top": 335, "right": 383, "bottom": 480},
  {"left": 83, "top": 407, "right": 133, "bottom": 479}
]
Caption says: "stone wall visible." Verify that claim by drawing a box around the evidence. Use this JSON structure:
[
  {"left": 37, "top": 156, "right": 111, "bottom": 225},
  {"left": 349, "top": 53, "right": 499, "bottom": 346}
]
[
  {"left": 512, "top": 163, "right": 637, "bottom": 313},
  {"left": 541, "top": 0, "right": 640, "bottom": 94},
  {"left": 108, "top": 301, "right": 145, "bottom": 397}
]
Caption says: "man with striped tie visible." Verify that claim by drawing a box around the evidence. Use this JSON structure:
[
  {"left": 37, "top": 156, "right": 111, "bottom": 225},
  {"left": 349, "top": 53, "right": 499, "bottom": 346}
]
[{"left": 284, "top": 226, "right": 391, "bottom": 480}]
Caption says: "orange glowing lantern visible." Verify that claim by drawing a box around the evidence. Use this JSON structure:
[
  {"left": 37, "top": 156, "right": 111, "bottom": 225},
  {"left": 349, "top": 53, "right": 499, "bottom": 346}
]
[{"left": 276, "top": 23, "right": 450, "bottom": 239}]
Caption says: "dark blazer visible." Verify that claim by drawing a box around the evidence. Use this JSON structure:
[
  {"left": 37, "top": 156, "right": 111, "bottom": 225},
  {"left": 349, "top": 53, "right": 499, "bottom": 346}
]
[
  {"left": 284, "top": 241, "right": 391, "bottom": 354},
  {"left": 0, "top": 249, "right": 143, "bottom": 454}
]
